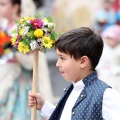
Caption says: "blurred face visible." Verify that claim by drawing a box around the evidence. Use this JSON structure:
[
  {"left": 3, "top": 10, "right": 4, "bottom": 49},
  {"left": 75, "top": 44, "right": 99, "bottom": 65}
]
[
  {"left": 106, "top": 38, "right": 119, "bottom": 48},
  {"left": 0, "top": 0, "right": 14, "bottom": 19},
  {"left": 103, "top": 1, "right": 113, "bottom": 11},
  {"left": 56, "top": 49, "right": 82, "bottom": 83}
]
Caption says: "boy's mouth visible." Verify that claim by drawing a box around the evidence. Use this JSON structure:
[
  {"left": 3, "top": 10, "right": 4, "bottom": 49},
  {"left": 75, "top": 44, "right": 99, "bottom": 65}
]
[{"left": 59, "top": 70, "right": 64, "bottom": 75}]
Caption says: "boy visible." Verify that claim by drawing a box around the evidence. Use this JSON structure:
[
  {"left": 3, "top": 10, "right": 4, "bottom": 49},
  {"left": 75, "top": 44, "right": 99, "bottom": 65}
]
[{"left": 28, "top": 27, "right": 120, "bottom": 120}]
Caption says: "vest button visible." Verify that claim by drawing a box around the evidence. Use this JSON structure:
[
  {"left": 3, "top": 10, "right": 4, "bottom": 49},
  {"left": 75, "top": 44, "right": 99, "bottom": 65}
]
[
  {"left": 81, "top": 94, "right": 84, "bottom": 98},
  {"left": 63, "top": 88, "right": 67, "bottom": 91},
  {"left": 72, "top": 112, "right": 75, "bottom": 115}
]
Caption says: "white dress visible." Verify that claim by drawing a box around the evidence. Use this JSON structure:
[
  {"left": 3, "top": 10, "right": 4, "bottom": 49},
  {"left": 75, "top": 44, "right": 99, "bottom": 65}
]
[{"left": 97, "top": 42, "right": 120, "bottom": 93}]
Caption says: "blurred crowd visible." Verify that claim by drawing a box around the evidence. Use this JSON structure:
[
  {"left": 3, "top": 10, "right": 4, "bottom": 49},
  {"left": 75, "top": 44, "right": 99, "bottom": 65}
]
[
  {"left": 0, "top": 0, "right": 52, "bottom": 119},
  {"left": 93, "top": 0, "right": 120, "bottom": 93},
  {"left": 0, "top": 0, "right": 120, "bottom": 120}
]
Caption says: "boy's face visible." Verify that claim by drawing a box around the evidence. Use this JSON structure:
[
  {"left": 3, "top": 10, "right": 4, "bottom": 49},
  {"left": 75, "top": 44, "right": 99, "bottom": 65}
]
[{"left": 56, "top": 49, "right": 82, "bottom": 83}]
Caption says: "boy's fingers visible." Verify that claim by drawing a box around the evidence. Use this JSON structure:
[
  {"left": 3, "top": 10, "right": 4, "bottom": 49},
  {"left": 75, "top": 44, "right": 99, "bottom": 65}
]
[
  {"left": 28, "top": 100, "right": 36, "bottom": 104},
  {"left": 28, "top": 96, "right": 36, "bottom": 101},
  {"left": 28, "top": 99, "right": 36, "bottom": 106},
  {"left": 29, "top": 91, "right": 34, "bottom": 96},
  {"left": 28, "top": 91, "right": 39, "bottom": 99},
  {"left": 28, "top": 102, "right": 35, "bottom": 107}
]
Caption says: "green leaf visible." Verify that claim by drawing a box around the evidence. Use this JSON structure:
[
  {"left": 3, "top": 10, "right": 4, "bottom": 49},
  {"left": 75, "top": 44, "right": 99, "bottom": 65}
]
[
  {"left": 50, "top": 32, "right": 58, "bottom": 40},
  {"left": 15, "top": 19, "right": 19, "bottom": 23},
  {"left": 10, "top": 29, "right": 17, "bottom": 35},
  {"left": 47, "top": 16, "right": 53, "bottom": 22},
  {"left": 34, "top": 12, "right": 43, "bottom": 19}
]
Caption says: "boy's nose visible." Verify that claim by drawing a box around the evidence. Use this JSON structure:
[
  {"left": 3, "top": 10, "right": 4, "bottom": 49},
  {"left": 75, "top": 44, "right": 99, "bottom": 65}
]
[{"left": 56, "top": 60, "right": 60, "bottom": 68}]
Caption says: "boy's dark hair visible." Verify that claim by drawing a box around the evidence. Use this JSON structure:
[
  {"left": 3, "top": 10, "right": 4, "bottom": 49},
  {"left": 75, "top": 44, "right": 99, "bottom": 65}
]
[{"left": 55, "top": 27, "right": 104, "bottom": 70}]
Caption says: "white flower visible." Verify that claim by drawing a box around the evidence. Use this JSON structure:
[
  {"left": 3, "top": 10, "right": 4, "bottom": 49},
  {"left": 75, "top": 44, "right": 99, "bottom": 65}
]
[
  {"left": 21, "top": 24, "right": 25, "bottom": 27},
  {"left": 30, "top": 40, "right": 37, "bottom": 50},
  {"left": 43, "top": 28, "right": 48, "bottom": 34},
  {"left": 43, "top": 21, "right": 48, "bottom": 27},
  {"left": 48, "top": 23, "right": 55, "bottom": 28},
  {"left": 23, "top": 26, "right": 30, "bottom": 36},
  {"left": 26, "top": 20, "right": 30, "bottom": 24}
]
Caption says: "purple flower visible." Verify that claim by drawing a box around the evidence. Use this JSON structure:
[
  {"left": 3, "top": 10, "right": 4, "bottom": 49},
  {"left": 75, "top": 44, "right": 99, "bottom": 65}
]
[
  {"left": 17, "top": 35, "right": 21, "bottom": 41},
  {"left": 30, "top": 18, "right": 43, "bottom": 30},
  {"left": 14, "top": 41, "right": 19, "bottom": 47}
]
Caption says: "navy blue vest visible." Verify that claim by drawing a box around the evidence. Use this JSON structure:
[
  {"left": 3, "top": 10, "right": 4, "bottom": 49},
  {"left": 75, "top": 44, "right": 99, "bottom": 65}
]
[{"left": 49, "top": 71, "right": 111, "bottom": 120}]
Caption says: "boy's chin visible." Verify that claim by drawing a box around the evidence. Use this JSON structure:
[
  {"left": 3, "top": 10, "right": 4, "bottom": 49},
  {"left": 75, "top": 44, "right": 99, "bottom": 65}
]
[{"left": 63, "top": 78, "right": 74, "bottom": 83}]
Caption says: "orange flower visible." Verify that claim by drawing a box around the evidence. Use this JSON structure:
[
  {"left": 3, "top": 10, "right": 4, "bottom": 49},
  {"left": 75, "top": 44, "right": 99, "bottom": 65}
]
[
  {"left": 0, "top": 30, "right": 11, "bottom": 46},
  {"left": 0, "top": 30, "right": 11, "bottom": 55}
]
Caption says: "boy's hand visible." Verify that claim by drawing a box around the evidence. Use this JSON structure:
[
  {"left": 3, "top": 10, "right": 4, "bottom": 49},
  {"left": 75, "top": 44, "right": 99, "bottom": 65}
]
[{"left": 28, "top": 91, "right": 45, "bottom": 110}]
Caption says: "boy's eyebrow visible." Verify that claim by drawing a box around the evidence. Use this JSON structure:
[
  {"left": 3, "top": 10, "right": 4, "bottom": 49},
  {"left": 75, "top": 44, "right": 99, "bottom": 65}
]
[{"left": 57, "top": 53, "right": 65, "bottom": 57}]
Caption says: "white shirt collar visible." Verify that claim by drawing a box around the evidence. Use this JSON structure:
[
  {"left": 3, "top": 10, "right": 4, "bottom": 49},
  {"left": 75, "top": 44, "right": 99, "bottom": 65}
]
[{"left": 72, "top": 80, "right": 85, "bottom": 91}]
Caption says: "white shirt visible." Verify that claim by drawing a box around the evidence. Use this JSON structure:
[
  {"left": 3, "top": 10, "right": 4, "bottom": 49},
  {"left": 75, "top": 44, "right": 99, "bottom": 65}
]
[
  {"left": 41, "top": 80, "right": 120, "bottom": 120},
  {"left": 60, "top": 81, "right": 85, "bottom": 120}
]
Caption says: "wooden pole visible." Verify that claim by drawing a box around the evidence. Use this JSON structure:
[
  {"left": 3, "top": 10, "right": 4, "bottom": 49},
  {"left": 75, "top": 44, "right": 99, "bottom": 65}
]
[{"left": 31, "top": 49, "right": 39, "bottom": 120}]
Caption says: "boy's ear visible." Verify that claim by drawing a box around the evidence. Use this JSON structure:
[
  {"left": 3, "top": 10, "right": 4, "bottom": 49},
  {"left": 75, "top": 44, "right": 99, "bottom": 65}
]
[{"left": 79, "top": 56, "right": 89, "bottom": 68}]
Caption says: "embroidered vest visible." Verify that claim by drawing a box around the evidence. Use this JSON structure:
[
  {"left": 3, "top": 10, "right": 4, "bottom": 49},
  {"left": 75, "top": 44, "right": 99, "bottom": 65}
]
[{"left": 49, "top": 71, "right": 111, "bottom": 120}]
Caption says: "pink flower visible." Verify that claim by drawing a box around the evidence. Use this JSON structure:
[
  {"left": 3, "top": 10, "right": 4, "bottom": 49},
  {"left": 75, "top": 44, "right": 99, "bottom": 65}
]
[
  {"left": 30, "top": 18, "right": 43, "bottom": 30},
  {"left": 13, "top": 35, "right": 21, "bottom": 47},
  {"left": 17, "top": 35, "right": 21, "bottom": 41},
  {"left": 14, "top": 41, "right": 19, "bottom": 47}
]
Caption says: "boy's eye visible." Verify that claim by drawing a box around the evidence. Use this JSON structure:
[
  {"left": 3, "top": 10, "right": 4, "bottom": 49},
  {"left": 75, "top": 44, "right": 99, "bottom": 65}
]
[{"left": 60, "top": 57, "right": 65, "bottom": 60}]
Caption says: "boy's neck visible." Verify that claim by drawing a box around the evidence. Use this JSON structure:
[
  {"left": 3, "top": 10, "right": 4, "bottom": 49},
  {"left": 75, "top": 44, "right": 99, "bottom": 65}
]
[
  {"left": 74, "top": 69, "right": 94, "bottom": 83},
  {"left": 82, "top": 69, "right": 94, "bottom": 79}
]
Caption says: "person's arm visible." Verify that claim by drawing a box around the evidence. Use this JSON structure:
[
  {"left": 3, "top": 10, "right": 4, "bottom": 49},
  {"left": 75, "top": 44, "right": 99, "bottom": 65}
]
[
  {"left": 102, "top": 88, "right": 120, "bottom": 120},
  {"left": 41, "top": 101, "right": 55, "bottom": 119}
]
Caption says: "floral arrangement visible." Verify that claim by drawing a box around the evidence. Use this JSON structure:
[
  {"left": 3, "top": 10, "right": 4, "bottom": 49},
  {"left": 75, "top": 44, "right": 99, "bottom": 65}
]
[
  {"left": 0, "top": 30, "right": 11, "bottom": 55},
  {"left": 11, "top": 14, "right": 59, "bottom": 54}
]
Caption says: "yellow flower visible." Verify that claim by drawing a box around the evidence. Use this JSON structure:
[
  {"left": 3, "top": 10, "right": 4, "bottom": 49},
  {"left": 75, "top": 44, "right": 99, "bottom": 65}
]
[
  {"left": 34, "top": 29, "right": 43, "bottom": 38},
  {"left": 18, "top": 42, "right": 24, "bottom": 53},
  {"left": 23, "top": 45, "right": 30, "bottom": 54},
  {"left": 19, "top": 18, "right": 24, "bottom": 24},
  {"left": 25, "top": 17, "right": 30, "bottom": 21},
  {"left": 11, "top": 36, "right": 17, "bottom": 45},
  {"left": 43, "top": 36, "right": 53, "bottom": 49},
  {"left": 19, "top": 28, "right": 24, "bottom": 36},
  {"left": 43, "top": 18, "right": 48, "bottom": 22},
  {"left": 18, "top": 42, "right": 30, "bottom": 54},
  {"left": 50, "top": 40, "right": 56, "bottom": 44},
  {"left": 4, "top": 48, "right": 11, "bottom": 54},
  {"left": 30, "top": 17, "right": 34, "bottom": 20},
  {"left": 25, "top": 17, "right": 35, "bottom": 21},
  {"left": 43, "top": 18, "right": 54, "bottom": 25}
]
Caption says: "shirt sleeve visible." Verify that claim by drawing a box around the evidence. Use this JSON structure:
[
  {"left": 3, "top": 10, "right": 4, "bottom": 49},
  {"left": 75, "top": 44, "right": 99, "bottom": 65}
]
[
  {"left": 102, "top": 88, "right": 120, "bottom": 120},
  {"left": 41, "top": 101, "right": 56, "bottom": 119}
]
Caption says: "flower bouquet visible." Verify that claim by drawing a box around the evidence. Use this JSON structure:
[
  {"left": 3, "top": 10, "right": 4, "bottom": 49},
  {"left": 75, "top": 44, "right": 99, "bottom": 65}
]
[
  {"left": 11, "top": 14, "right": 59, "bottom": 120},
  {"left": 11, "top": 14, "right": 58, "bottom": 54}
]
